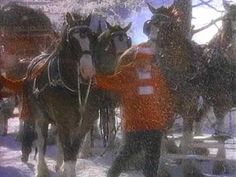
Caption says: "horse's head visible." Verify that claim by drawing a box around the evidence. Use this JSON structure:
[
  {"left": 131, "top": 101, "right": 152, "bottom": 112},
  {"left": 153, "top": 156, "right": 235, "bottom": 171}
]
[
  {"left": 61, "top": 12, "right": 96, "bottom": 79},
  {"left": 221, "top": 0, "right": 236, "bottom": 60},
  {"left": 95, "top": 21, "right": 132, "bottom": 74},
  {"left": 144, "top": 3, "right": 183, "bottom": 48},
  {"left": 144, "top": 4, "right": 193, "bottom": 73}
]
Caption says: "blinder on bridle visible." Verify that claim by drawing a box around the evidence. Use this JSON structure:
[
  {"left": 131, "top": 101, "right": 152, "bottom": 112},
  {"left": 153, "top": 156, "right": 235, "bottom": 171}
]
[
  {"left": 66, "top": 25, "right": 93, "bottom": 56},
  {"left": 143, "top": 13, "right": 171, "bottom": 36},
  {"left": 106, "top": 31, "right": 132, "bottom": 54},
  {"left": 67, "top": 25, "right": 92, "bottom": 39}
]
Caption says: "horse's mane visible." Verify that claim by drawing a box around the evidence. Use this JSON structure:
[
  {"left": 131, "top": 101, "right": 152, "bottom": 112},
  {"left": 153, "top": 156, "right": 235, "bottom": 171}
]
[
  {"left": 0, "top": 3, "right": 53, "bottom": 33},
  {"left": 97, "top": 25, "right": 122, "bottom": 44}
]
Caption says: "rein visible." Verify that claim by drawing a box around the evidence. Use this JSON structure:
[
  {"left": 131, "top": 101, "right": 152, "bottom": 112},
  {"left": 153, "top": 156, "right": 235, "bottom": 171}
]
[{"left": 77, "top": 62, "right": 92, "bottom": 127}]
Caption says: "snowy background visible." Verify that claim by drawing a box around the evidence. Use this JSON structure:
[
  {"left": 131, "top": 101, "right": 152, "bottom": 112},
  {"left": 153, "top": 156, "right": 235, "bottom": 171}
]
[{"left": 0, "top": 0, "right": 236, "bottom": 177}]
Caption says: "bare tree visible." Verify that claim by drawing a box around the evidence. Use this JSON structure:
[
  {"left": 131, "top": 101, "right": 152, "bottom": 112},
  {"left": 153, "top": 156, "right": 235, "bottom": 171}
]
[{"left": 174, "top": 0, "right": 193, "bottom": 38}]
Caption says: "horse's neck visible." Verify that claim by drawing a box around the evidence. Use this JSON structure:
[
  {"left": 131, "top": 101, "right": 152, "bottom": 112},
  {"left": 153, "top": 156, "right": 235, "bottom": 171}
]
[
  {"left": 58, "top": 47, "right": 77, "bottom": 86},
  {"left": 161, "top": 39, "right": 192, "bottom": 68}
]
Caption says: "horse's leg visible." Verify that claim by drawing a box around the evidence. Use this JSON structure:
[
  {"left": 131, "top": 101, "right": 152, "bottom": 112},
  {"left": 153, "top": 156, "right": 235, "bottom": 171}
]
[
  {"left": 0, "top": 115, "right": 7, "bottom": 136},
  {"left": 35, "top": 119, "right": 50, "bottom": 177},
  {"left": 212, "top": 108, "right": 229, "bottom": 175},
  {"left": 47, "top": 123, "right": 57, "bottom": 145},
  {"left": 0, "top": 118, "right": 4, "bottom": 136},
  {"left": 79, "top": 130, "right": 93, "bottom": 158},
  {"left": 57, "top": 124, "right": 79, "bottom": 177},
  {"left": 181, "top": 114, "right": 204, "bottom": 177},
  {"left": 79, "top": 117, "right": 102, "bottom": 158},
  {"left": 16, "top": 119, "right": 24, "bottom": 141},
  {"left": 157, "top": 136, "right": 172, "bottom": 177},
  {"left": 21, "top": 119, "right": 36, "bottom": 162},
  {"left": 214, "top": 109, "right": 226, "bottom": 135},
  {"left": 2, "top": 117, "right": 8, "bottom": 136},
  {"left": 181, "top": 115, "right": 194, "bottom": 153},
  {"left": 92, "top": 119, "right": 100, "bottom": 139},
  {"left": 107, "top": 107, "right": 116, "bottom": 148},
  {"left": 55, "top": 134, "right": 64, "bottom": 171},
  {"left": 212, "top": 139, "right": 228, "bottom": 175}
]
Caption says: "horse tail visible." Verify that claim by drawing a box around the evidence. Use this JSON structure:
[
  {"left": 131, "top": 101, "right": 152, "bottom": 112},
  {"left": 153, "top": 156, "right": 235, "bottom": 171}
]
[{"left": 0, "top": 75, "right": 24, "bottom": 92}]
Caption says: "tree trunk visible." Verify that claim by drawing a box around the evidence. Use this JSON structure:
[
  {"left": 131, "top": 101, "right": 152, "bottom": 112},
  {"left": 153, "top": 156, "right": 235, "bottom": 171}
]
[{"left": 174, "top": 0, "right": 192, "bottom": 39}]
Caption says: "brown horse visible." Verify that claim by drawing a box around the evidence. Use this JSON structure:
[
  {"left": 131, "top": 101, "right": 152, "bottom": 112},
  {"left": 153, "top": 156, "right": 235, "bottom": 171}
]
[
  {"left": 144, "top": 3, "right": 236, "bottom": 176},
  {"left": 141, "top": 4, "right": 234, "bottom": 176},
  {"left": 197, "top": 1, "right": 236, "bottom": 175},
  {"left": 201, "top": 0, "right": 236, "bottom": 137},
  {"left": 21, "top": 12, "right": 97, "bottom": 177},
  {"left": 20, "top": 12, "right": 132, "bottom": 177},
  {"left": 95, "top": 21, "right": 132, "bottom": 148}
]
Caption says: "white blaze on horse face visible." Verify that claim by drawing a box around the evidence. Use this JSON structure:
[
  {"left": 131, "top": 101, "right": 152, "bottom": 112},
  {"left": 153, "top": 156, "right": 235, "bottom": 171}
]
[
  {"left": 113, "top": 36, "right": 129, "bottom": 55},
  {"left": 73, "top": 33, "right": 95, "bottom": 79},
  {"left": 73, "top": 33, "right": 90, "bottom": 52},
  {"left": 79, "top": 55, "right": 95, "bottom": 79}
]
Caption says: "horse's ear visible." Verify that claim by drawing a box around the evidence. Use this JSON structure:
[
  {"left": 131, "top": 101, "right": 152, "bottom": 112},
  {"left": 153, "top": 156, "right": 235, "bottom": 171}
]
[
  {"left": 123, "top": 22, "right": 132, "bottom": 32},
  {"left": 147, "top": 3, "right": 157, "bottom": 14},
  {"left": 223, "top": 0, "right": 230, "bottom": 10},
  {"left": 66, "top": 12, "right": 74, "bottom": 25},
  {"left": 85, "top": 13, "right": 92, "bottom": 25},
  {"left": 105, "top": 21, "right": 112, "bottom": 30}
]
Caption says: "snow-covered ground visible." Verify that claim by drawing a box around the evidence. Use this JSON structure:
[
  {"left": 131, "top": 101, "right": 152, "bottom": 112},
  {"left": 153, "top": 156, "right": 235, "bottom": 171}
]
[
  {"left": 0, "top": 109, "right": 236, "bottom": 177},
  {"left": 0, "top": 116, "right": 146, "bottom": 177}
]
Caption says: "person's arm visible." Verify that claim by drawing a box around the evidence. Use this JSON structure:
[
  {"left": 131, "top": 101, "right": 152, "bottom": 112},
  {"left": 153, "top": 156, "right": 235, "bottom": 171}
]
[
  {"left": 0, "top": 75, "right": 24, "bottom": 92},
  {"left": 95, "top": 70, "right": 125, "bottom": 92}
]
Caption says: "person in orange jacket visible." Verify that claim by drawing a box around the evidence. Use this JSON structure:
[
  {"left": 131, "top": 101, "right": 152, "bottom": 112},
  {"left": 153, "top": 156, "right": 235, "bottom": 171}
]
[{"left": 95, "top": 46, "right": 174, "bottom": 177}]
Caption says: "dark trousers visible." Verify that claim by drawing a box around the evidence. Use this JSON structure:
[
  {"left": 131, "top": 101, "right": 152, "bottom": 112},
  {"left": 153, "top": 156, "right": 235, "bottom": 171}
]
[{"left": 107, "top": 130, "right": 163, "bottom": 177}]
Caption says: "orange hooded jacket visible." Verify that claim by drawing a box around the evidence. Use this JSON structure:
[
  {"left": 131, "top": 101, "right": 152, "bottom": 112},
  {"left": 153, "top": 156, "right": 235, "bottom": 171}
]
[{"left": 96, "top": 45, "right": 174, "bottom": 132}]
